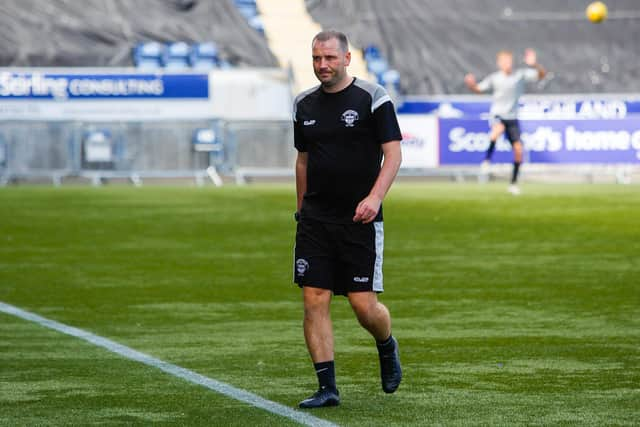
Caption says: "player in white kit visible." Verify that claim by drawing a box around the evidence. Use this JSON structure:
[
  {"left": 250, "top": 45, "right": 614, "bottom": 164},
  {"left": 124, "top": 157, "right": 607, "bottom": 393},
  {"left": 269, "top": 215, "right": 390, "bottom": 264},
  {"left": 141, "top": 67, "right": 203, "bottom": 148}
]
[{"left": 464, "top": 49, "right": 546, "bottom": 195}]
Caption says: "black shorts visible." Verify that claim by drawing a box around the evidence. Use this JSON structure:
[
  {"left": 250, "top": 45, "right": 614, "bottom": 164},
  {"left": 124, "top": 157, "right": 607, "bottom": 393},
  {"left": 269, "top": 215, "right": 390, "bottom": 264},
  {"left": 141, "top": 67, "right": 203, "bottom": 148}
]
[
  {"left": 294, "top": 219, "right": 384, "bottom": 296},
  {"left": 493, "top": 116, "right": 521, "bottom": 144}
]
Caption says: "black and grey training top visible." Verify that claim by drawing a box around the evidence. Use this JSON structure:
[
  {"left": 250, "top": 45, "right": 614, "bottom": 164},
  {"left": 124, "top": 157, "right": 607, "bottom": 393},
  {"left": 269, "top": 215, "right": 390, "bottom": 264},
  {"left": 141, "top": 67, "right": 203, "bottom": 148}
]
[{"left": 293, "top": 77, "right": 402, "bottom": 224}]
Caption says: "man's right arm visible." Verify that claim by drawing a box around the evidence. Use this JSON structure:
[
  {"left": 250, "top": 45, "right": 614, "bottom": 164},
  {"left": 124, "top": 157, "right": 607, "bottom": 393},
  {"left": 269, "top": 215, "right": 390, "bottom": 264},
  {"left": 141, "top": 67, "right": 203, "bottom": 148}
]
[
  {"left": 295, "top": 152, "right": 308, "bottom": 212},
  {"left": 464, "top": 73, "right": 481, "bottom": 93},
  {"left": 465, "top": 73, "right": 490, "bottom": 94},
  {"left": 293, "top": 95, "right": 308, "bottom": 214}
]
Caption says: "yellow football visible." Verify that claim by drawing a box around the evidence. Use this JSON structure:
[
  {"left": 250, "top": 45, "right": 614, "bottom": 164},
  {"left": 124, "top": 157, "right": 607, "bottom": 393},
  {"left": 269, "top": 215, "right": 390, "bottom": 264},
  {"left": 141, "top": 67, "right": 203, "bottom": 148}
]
[{"left": 586, "top": 1, "right": 608, "bottom": 23}]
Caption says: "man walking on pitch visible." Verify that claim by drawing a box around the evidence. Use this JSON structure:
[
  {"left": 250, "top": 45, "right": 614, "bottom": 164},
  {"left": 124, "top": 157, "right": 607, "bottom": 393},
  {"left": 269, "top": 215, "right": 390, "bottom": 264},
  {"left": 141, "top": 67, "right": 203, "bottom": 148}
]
[
  {"left": 464, "top": 49, "right": 546, "bottom": 195},
  {"left": 292, "top": 30, "right": 403, "bottom": 408}
]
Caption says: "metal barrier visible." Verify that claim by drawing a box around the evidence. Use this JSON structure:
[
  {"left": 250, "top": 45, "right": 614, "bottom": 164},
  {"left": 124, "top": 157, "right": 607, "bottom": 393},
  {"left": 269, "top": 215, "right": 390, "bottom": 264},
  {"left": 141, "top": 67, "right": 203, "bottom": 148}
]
[
  {"left": 0, "top": 119, "right": 295, "bottom": 186},
  {"left": 222, "top": 120, "right": 296, "bottom": 184}
]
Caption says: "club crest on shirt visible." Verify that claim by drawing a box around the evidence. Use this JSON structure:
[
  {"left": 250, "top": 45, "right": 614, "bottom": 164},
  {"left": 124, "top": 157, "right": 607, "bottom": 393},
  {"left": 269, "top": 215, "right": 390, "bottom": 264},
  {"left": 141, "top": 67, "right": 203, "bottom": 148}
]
[{"left": 341, "top": 109, "right": 359, "bottom": 127}]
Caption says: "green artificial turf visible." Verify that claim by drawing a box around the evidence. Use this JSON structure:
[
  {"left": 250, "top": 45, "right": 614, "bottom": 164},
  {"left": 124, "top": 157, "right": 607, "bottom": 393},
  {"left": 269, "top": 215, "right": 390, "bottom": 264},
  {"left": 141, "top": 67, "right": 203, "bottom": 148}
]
[{"left": 1, "top": 183, "right": 638, "bottom": 426}]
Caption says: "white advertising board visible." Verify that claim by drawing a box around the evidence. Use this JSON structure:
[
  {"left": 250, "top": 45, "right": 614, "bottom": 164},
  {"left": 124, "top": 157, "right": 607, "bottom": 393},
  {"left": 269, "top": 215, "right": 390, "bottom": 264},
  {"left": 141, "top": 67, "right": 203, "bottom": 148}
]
[{"left": 397, "top": 114, "right": 439, "bottom": 168}]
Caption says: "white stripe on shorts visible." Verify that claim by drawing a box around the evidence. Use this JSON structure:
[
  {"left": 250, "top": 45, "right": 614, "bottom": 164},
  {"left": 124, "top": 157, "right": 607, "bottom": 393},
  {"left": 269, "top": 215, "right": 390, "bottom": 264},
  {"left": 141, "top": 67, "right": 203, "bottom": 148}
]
[{"left": 373, "top": 222, "right": 384, "bottom": 292}]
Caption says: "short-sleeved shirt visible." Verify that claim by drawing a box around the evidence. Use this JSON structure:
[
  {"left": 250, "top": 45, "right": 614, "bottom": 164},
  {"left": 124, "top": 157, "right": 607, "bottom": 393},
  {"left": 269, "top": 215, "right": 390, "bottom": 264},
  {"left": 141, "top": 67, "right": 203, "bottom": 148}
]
[
  {"left": 476, "top": 68, "right": 538, "bottom": 119},
  {"left": 293, "top": 77, "right": 402, "bottom": 224}
]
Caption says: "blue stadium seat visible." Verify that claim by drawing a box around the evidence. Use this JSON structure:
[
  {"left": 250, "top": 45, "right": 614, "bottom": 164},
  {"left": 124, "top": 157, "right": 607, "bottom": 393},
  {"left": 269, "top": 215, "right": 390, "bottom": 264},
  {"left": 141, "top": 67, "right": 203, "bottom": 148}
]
[
  {"left": 234, "top": 0, "right": 257, "bottom": 7},
  {"left": 190, "top": 42, "right": 219, "bottom": 70},
  {"left": 192, "top": 128, "right": 221, "bottom": 152},
  {"left": 363, "top": 45, "right": 382, "bottom": 60},
  {"left": 248, "top": 16, "right": 265, "bottom": 35},
  {"left": 237, "top": 5, "right": 258, "bottom": 20},
  {"left": 133, "top": 42, "right": 164, "bottom": 70},
  {"left": 367, "top": 57, "right": 389, "bottom": 78},
  {"left": 381, "top": 69, "right": 401, "bottom": 92},
  {"left": 382, "top": 69, "right": 400, "bottom": 85},
  {"left": 193, "top": 127, "right": 224, "bottom": 167},
  {"left": 217, "top": 59, "right": 234, "bottom": 69},
  {"left": 83, "top": 130, "right": 113, "bottom": 164},
  {"left": 163, "top": 42, "right": 191, "bottom": 70}
]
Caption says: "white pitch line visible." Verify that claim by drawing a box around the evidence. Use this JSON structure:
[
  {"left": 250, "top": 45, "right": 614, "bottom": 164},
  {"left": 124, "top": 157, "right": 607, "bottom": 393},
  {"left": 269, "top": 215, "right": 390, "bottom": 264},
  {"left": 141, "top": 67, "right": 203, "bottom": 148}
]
[{"left": 0, "top": 301, "right": 338, "bottom": 427}]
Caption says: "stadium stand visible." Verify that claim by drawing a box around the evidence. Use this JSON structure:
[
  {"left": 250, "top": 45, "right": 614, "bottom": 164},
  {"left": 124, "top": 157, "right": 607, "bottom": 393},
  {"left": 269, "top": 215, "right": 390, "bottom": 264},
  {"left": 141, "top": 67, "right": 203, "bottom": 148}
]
[
  {"left": 305, "top": 0, "right": 640, "bottom": 94},
  {"left": 0, "top": 0, "right": 276, "bottom": 67}
]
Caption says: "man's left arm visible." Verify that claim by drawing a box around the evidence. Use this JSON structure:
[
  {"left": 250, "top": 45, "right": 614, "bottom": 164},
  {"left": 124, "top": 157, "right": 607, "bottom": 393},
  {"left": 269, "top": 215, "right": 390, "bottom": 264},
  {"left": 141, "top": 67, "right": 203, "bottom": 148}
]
[{"left": 353, "top": 141, "right": 402, "bottom": 224}]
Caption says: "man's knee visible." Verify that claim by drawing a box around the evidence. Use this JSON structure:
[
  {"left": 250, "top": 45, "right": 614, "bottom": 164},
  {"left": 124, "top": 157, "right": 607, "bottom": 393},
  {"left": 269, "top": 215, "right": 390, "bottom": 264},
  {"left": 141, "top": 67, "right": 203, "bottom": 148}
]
[
  {"left": 513, "top": 142, "right": 523, "bottom": 159},
  {"left": 490, "top": 123, "right": 505, "bottom": 139},
  {"left": 348, "top": 292, "right": 382, "bottom": 325},
  {"left": 303, "top": 287, "right": 331, "bottom": 317}
]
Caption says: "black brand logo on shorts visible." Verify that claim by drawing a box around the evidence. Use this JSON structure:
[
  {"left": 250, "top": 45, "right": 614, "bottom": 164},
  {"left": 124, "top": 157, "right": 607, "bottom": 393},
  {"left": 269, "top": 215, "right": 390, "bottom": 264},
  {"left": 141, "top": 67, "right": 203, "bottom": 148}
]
[
  {"left": 295, "top": 259, "right": 309, "bottom": 276},
  {"left": 341, "top": 109, "right": 359, "bottom": 127}
]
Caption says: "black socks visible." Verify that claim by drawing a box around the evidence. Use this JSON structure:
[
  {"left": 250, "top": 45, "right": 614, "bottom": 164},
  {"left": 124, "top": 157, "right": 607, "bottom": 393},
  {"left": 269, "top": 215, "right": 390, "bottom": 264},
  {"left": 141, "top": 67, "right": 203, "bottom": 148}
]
[
  {"left": 313, "top": 360, "right": 336, "bottom": 391},
  {"left": 512, "top": 162, "right": 521, "bottom": 184},
  {"left": 313, "top": 338, "right": 397, "bottom": 391},
  {"left": 486, "top": 140, "right": 496, "bottom": 160},
  {"left": 376, "top": 335, "right": 396, "bottom": 355}
]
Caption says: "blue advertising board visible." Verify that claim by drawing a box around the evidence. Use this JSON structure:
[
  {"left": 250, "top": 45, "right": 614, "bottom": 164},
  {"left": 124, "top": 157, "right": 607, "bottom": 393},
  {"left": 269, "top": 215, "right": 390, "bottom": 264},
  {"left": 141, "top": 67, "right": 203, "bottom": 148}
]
[
  {"left": 439, "top": 118, "right": 640, "bottom": 164},
  {"left": 0, "top": 72, "right": 209, "bottom": 99},
  {"left": 399, "top": 98, "right": 640, "bottom": 119}
]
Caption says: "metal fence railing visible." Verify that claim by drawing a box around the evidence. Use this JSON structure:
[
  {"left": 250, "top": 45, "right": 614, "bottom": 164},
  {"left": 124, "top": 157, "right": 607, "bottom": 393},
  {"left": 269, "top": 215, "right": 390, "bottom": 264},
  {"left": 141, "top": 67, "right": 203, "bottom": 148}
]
[{"left": 0, "top": 119, "right": 295, "bottom": 186}]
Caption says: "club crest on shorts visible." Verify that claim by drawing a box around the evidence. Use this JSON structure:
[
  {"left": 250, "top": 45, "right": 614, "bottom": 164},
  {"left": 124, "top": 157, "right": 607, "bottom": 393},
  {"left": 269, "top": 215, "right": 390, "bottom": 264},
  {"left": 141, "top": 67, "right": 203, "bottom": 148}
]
[
  {"left": 295, "top": 258, "right": 309, "bottom": 275},
  {"left": 341, "top": 109, "right": 359, "bottom": 127}
]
